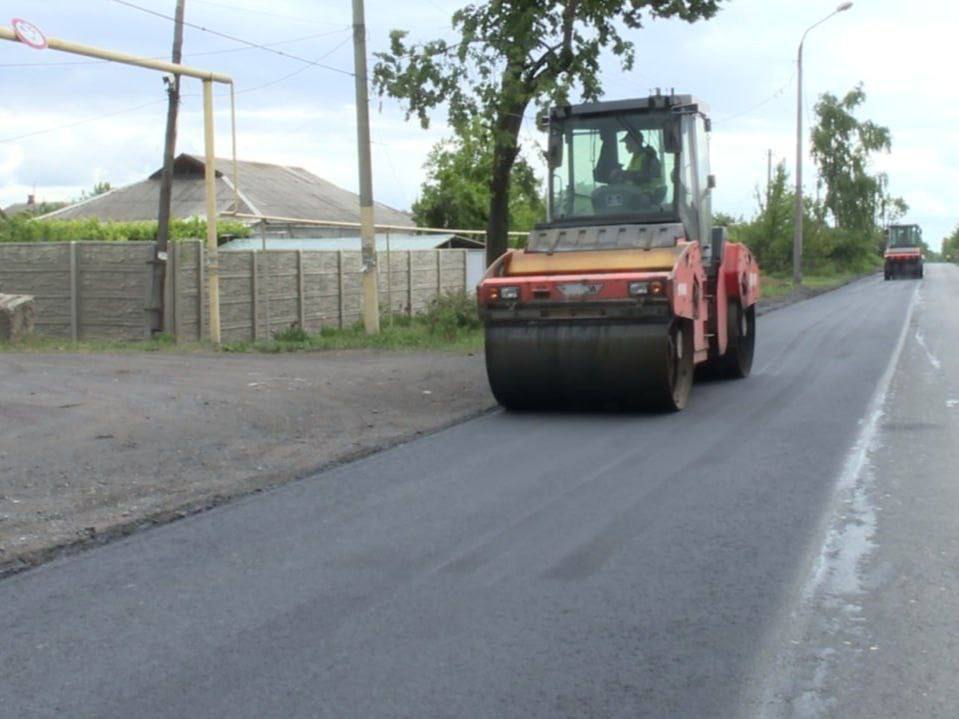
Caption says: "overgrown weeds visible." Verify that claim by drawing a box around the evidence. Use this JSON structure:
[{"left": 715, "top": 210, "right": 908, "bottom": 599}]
[
  {"left": 223, "top": 291, "right": 483, "bottom": 354},
  {"left": 759, "top": 270, "right": 871, "bottom": 301},
  {"left": 1, "top": 293, "right": 483, "bottom": 355}
]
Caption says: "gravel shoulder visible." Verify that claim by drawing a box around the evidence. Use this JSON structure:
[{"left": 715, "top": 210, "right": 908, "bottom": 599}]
[
  {"left": 0, "top": 275, "right": 871, "bottom": 577},
  {"left": 0, "top": 349, "right": 493, "bottom": 576}
]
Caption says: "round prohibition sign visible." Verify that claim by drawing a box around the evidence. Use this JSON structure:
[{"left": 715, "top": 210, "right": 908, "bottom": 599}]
[{"left": 12, "top": 18, "right": 47, "bottom": 50}]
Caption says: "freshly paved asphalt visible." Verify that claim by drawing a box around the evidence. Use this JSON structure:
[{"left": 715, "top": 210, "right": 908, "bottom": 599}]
[{"left": 2, "top": 268, "right": 950, "bottom": 718}]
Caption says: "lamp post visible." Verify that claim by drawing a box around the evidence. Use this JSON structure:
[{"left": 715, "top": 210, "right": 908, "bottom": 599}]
[{"left": 793, "top": 1, "right": 853, "bottom": 285}]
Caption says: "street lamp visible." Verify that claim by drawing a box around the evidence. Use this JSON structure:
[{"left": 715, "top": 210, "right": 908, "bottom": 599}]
[{"left": 793, "top": 2, "right": 853, "bottom": 285}]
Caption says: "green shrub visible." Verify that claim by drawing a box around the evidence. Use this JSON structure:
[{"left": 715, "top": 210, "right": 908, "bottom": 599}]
[
  {"left": 422, "top": 291, "right": 481, "bottom": 338},
  {"left": 0, "top": 216, "right": 251, "bottom": 243},
  {"left": 273, "top": 324, "right": 310, "bottom": 343}
]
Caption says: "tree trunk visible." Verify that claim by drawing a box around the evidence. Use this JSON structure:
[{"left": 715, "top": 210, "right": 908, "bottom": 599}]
[{"left": 485, "top": 107, "right": 525, "bottom": 266}]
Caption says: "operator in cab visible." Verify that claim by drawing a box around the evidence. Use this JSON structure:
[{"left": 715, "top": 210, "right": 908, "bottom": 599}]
[
  {"left": 606, "top": 131, "right": 668, "bottom": 207},
  {"left": 611, "top": 132, "right": 662, "bottom": 189}
]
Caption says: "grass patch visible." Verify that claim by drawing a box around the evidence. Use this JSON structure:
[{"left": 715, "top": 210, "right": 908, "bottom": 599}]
[
  {"left": 224, "top": 322, "right": 483, "bottom": 355},
  {"left": 760, "top": 270, "right": 869, "bottom": 301},
  {"left": 0, "top": 332, "right": 211, "bottom": 354},
  {"left": 226, "top": 292, "right": 484, "bottom": 354},
  {"left": 1, "top": 293, "right": 484, "bottom": 356}
]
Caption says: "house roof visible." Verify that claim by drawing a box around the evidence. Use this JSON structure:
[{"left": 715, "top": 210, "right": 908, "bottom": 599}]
[
  {"left": 38, "top": 154, "right": 414, "bottom": 227},
  {"left": 219, "top": 233, "right": 485, "bottom": 252},
  {"left": 3, "top": 200, "right": 68, "bottom": 217}
]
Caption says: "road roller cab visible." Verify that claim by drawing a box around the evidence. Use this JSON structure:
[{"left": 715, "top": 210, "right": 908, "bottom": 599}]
[
  {"left": 478, "top": 92, "right": 760, "bottom": 410},
  {"left": 884, "top": 224, "right": 924, "bottom": 280}
]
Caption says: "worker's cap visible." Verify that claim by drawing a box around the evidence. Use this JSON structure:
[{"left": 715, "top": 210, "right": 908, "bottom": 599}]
[{"left": 621, "top": 133, "right": 643, "bottom": 143}]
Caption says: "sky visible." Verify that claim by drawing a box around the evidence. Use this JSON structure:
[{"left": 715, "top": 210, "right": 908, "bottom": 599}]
[{"left": 1, "top": 0, "right": 956, "bottom": 250}]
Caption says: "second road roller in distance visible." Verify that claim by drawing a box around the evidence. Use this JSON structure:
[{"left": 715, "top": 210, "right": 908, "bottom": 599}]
[
  {"left": 884, "top": 223, "right": 924, "bottom": 280},
  {"left": 477, "top": 92, "right": 760, "bottom": 411}
]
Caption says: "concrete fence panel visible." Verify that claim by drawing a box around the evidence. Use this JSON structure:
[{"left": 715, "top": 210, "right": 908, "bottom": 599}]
[
  {"left": 0, "top": 240, "right": 468, "bottom": 342},
  {"left": 0, "top": 242, "right": 152, "bottom": 340},
  {"left": 0, "top": 243, "right": 72, "bottom": 338},
  {"left": 76, "top": 243, "right": 153, "bottom": 340}
]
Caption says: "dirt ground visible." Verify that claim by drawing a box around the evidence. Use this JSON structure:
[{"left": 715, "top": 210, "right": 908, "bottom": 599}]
[{"left": 0, "top": 349, "right": 493, "bottom": 576}]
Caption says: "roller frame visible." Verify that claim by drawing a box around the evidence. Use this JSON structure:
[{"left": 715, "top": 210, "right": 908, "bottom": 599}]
[{"left": 478, "top": 239, "right": 759, "bottom": 410}]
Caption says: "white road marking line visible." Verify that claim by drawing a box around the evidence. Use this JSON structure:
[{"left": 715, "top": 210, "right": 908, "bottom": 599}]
[
  {"left": 759, "top": 281, "right": 920, "bottom": 718},
  {"left": 914, "top": 330, "right": 942, "bottom": 370}
]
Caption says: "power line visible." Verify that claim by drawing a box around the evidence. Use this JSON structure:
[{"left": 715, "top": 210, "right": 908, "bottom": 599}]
[
  {"left": 189, "top": 0, "right": 349, "bottom": 26},
  {"left": 232, "top": 34, "right": 354, "bottom": 95},
  {"left": 0, "top": 99, "right": 167, "bottom": 144},
  {"left": 0, "top": 33, "right": 357, "bottom": 145},
  {"left": 0, "top": 28, "right": 352, "bottom": 68},
  {"left": 107, "top": 0, "right": 354, "bottom": 76},
  {"left": 714, "top": 70, "right": 797, "bottom": 125}
]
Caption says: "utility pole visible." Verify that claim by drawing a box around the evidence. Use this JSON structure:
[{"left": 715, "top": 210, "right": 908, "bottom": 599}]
[
  {"left": 766, "top": 149, "right": 772, "bottom": 214},
  {"left": 351, "top": 0, "right": 380, "bottom": 334},
  {"left": 793, "top": 37, "right": 804, "bottom": 286},
  {"left": 150, "top": 0, "right": 185, "bottom": 334}
]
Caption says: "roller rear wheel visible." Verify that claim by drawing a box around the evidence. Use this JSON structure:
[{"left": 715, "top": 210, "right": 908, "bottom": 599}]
[
  {"left": 653, "top": 320, "right": 694, "bottom": 411},
  {"left": 711, "top": 301, "right": 755, "bottom": 379}
]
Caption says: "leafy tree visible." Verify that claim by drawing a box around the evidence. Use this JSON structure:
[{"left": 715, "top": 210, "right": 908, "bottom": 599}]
[
  {"left": 412, "top": 119, "right": 545, "bottom": 232},
  {"left": 942, "top": 226, "right": 959, "bottom": 262},
  {"left": 712, "top": 211, "right": 740, "bottom": 228},
  {"left": 373, "top": 0, "right": 725, "bottom": 264},
  {"left": 810, "top": 84, "right": 890, "bottom": 232},
  {"left": 725, "top": 160, "right": 881, "bottom": 275},
  {"left": 728, "top": 162, "right": 796, "bottom": 272},
  {"left": 78, "top": 181, "right": 113, "bottom": 202},
  {"left": 876, "top": 173, "right": 909, "bottom": 227}
]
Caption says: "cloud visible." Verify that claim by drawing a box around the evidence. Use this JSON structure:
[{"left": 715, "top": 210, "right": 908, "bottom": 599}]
[{"left": 2, "top": 0, "right": 955, "bottom": 246}]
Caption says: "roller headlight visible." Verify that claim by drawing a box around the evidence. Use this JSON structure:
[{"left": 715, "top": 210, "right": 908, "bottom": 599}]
[
  {"left": 629, "top": 280, "right": 665, "bottom": 297},
  {"left": 628, "top": 281, "right": 650, "bottom": 296},
  {"left": 499, "top": 286, "right": 520, "bottom": 300}
]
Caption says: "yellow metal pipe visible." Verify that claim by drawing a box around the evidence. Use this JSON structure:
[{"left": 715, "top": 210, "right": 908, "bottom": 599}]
[
  {"left": 0, "top": 26, "right": 231, "bottom": 83},
  {"left": 229, "top": 83, "right": 239, "bottom": 214},
  {"left": 203, "top": 79, "right": 221, "bottom": 345},
  {"left": 226, "top": 212, "right": 529, "bottom": 238},
  {"left": 2, "top": 24, "right": 233, "bottom": 345}
]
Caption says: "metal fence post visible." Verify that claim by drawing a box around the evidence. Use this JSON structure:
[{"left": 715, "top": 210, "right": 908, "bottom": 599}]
[
  {"left": 386, "top": 230, "right": 393, "bottom": 325},
  {"left": 337, "top": 249, "right": 345, "bottom": 329},
  {"left": 406, "top": 251, "right": 413, "bottom": 317},
  {"left": 170, "top": 240, "right": 179, "bottom": 340},
  {"left": 258, "top": 226, "right": 272, "bottom": 340},
  {"left": 297, "top": 249, "right": 306, "bottom": 330},
  {"left": 251, "top": 251, "right": 259, "bottom": 340},
  {"left": 69, "top": 241, "right": 79, "bottom": 342},
  {"left": 197, "top": 241, "right": 206, "bottom": 341},
  {"left": 263, "top": 251, "right": 272, "bottom": 340},
  {"left": 436, "top": 250, "right": 442, "bottom": 297}
]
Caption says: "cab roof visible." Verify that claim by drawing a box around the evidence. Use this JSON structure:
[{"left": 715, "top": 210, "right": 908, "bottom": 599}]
[{"left": 549, "top": 94, "right": 708, "bottom": 121}]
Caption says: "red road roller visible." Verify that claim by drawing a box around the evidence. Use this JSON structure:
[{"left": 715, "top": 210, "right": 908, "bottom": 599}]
[
  {"left": 477, "top": 93, "right": 760, "bottom": 410},
  {"left": 884, "top": 224, "right": 924, "bottom": 280}
]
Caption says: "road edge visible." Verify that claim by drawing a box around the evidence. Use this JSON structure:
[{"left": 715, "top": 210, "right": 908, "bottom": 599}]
[
  {"left": 0, "top": 403, "right": 499, "bottom": 581},
  {"left": 756, "top": 272, "right": 878, "bottom": 318}
]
